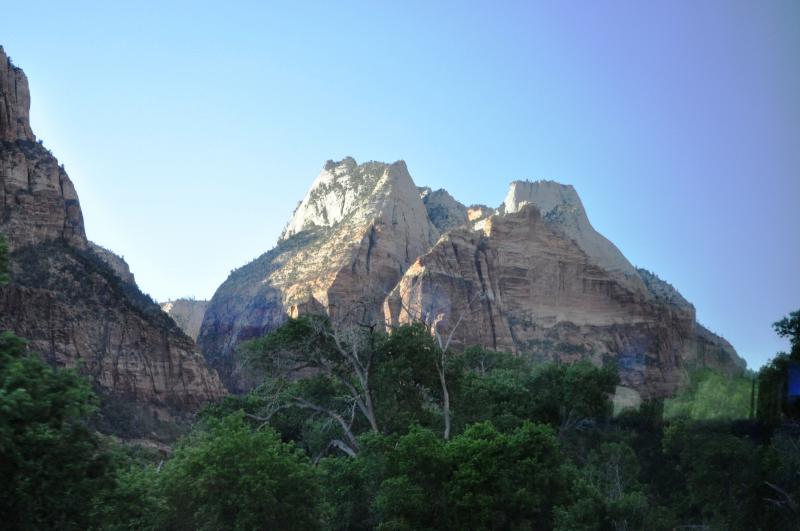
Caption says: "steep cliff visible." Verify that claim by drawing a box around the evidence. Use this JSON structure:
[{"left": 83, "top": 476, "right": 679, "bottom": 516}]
[
  {"left": 0, "top": 48, "right": 225, "bottom": 421},
  {"left": 202, "top": 157, "right": 744, "bottom": 397},
  {"left": 385, "top": 183, "right": 745, "bottom": 397},
  {"left": 161, "top": 298, "right": 209, "bottom": 341},
  {"left": 500, "top": 180, "right": 647, "bottom": 295},
  {"left": 198, "top": 157, "right": 440, "bottom": 389}
]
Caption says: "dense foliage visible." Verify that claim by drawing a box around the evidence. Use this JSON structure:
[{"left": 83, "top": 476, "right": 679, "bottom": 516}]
[
  {"left": 0, "top": 332, "right": 113, "bottom": 529},
  {"left": 664, "top": 368, "right": 754, "bottom": 420},
  {"left": 1, "top": 306, "right": 799, "bottom": 529}
]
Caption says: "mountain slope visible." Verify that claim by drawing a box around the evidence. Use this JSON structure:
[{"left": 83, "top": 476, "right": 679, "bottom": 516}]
[{"left": 0, "top": 47, "right": 225, "bottom": 421}]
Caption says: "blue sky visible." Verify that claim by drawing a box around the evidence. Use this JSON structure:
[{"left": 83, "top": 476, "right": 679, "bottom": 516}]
[{"left": 2, "top": 1, "right": 798, "bottom": 368}]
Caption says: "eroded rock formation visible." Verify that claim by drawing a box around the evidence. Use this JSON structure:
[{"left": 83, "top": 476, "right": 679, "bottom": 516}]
[
  {"left": 199, "top": 157, "right": 439, "bottom": 389},
  {"left": 385, "top": 199, "right": 744, "bottom": 397},
  {"left": 0, "top": 48, "right": 225, "bottom": 414},
  {"left": 419, "top": 186, "right": 469, "bottom": 233},
  {"left": 202, "top": 160, "right": 745, "bottom": 397}
]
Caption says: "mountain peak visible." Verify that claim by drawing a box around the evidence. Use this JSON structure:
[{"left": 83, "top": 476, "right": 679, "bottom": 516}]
[
  {"left": 500, "top": 179, "right": 641, "bottom": 285},
  {"left": 502, "top": 180, "right": 581, "bottom": 215},
  {"left": 323, "top": 156, "right": 358, "bottom": 172},
  {"left": 280, "top": 157, "right": 426, "bottom": 241}
]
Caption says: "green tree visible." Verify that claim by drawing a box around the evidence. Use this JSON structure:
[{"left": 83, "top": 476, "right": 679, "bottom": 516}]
[
  {"left": 457, "top": 358, "right": 618, "bottom": 433},
  {"left": 89, "top": 456, "right": 164, "bottom": 531},
  {"left": 157, "top": 412, "right": 323, "bottom": 530},
  {"left": 757, "top": 309, "right": 800, "bottom": 423},
  {"left": 0, "top": 332, "right": 113, "bottom": 530},
  {"left": 663, "top": 421, "right": 766, "bottom": 530},
  {"left": 318, "top": 433, "right": 392, "bottom": 531},
  {"left": 242, "top": 316, "right": 384, "bottom": 455},
  {"left": 664, "top": 368, "right": 753, "bottom": 420},
  {"left": 243, "top": 318, "right": 463, "bottom": 454},
  {"left": 372, "top": 323, "right": 457, "bottom": 436},
  {"left": 375, "top": 421, "right": 567, "bottom": 530},
  {"left": 774, "top": 310, "right": 800, "bottom": 353},
  {"left": 555, "top": 442, "right": 674, "bottom": 531}
]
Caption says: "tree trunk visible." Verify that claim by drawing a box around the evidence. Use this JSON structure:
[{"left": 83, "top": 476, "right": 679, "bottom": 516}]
[{"left": 438, "top": 361, "right": 451, "bottom": 440}]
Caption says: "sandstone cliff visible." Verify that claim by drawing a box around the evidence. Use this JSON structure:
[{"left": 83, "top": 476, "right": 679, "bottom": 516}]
[
  {"left": 500, "top": 180, "right": 647, "bottom": 295},
  {"left": 385, "top": 183, "right": 745, "bottom": 397},
  {"left": 0, "top": 48, "right": 225, "bottom": 420},
  {"left": 199, "top": 157, "right": 439, "bottom": 389},
  {"left": 161, "top": 298, "right": 209, "bottom": 341},
  {"left": 201, "top": 156, "right": 744, "bottom": 397}
]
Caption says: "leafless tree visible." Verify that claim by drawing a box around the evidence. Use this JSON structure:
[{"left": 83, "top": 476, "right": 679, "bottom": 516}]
[
  {"left": 241, "top": 311, "right": 381, "bottom": 457},
  {"left": 389, "top": 274, "right": 485, "bottom": 439}
]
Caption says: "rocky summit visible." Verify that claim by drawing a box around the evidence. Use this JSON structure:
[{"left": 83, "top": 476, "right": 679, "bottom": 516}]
[
  {"left": 200, "top": 158, "right": 745, "bottom": 397},
  {"left": 198, "top": 157, "right": 440, "bottom": 390},
  {"left": 0, "top": 48, "right": 225, "bottom": 420}
]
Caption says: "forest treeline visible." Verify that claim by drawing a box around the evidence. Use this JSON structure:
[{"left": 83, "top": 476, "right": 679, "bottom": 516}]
[{"left": 1, "top": 236, "right": 799, "bottom": 530}]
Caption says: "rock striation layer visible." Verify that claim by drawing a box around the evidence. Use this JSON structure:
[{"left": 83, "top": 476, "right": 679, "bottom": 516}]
[
  {"left": 201, "top": 159, "right": 745, "bottom": 397},
  {"left": 0, "top": 48, "right": 225, "bottom": 414},
  {"left": 385, "top": 197, "right": 744, "bottom": 397}
]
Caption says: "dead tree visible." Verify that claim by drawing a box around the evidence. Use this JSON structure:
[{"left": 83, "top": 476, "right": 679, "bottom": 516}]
[{"left": 390, "top": 275, "right": 485, "bottom": 440}]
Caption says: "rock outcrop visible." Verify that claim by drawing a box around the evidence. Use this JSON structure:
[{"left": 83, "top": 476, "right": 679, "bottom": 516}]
[
  {"left": 500, "top": 180, "right": 647, "bottom": 294},
  {"left": 0, "top": 48, "right": 225, "bottom": 416},
  {"left": 385, "top": 184, "right": 745, "bottom": 397},
  {"left": 199, "top": 157, "right": 440, "bottom": 390},
  {"left": 161, "top": 298, "right": 209, "bottom": 341},
  {"left": 90, "top": 242, "right": 136, "bottom": 284},
  {"left": 201, "top": 155, "right": 744, "bottom": 397},
  {"left": 419, "top": 187, "right": 469, "bottom": 233},
  {"left": 0, "top": 46, "right": 34, "bottom": 143},
  {"left": 1, "top": 48, "right": 85, "bottom": 251}
]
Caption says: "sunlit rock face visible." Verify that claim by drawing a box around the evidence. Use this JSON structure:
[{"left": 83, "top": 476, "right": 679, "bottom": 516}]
[
  {"left": 384, "top": 201, "right": 743, "bottom": 398},
  {"left": 161, "top": 299, "right": 210, "bottom": 342},
  {"left": 500, "top": 180, "right": 647, "bottom": 295},
  {"left": 202, "top": 157, "right": 745, "bottom": 397},
  {"left": 198, "top": 158, "right": 440, "bottom": 390},
  {"left": 0, "top": 48, "right": 225, "bottom": 412}
]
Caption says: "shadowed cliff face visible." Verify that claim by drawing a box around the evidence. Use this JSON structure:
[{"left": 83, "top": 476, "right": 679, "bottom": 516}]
[
  {"left": 0, "top": 46, "right": 34, "bottom": 143},
  {"left": 0, "top": 48, "right": 225, "bottom": 416},
  {"left": 201, "top": 159, "right": 745, "bottom": 397}
]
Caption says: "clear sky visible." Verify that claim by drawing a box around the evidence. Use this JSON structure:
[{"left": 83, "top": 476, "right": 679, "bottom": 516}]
[{"left": 2, "top": 1, "right": 798, "bottom": 369}]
